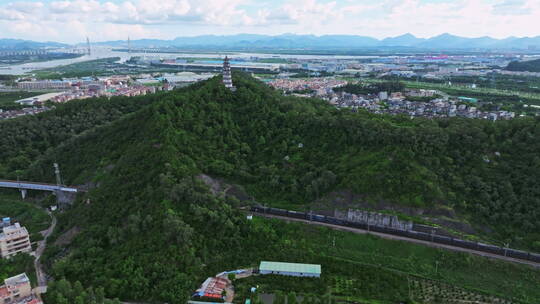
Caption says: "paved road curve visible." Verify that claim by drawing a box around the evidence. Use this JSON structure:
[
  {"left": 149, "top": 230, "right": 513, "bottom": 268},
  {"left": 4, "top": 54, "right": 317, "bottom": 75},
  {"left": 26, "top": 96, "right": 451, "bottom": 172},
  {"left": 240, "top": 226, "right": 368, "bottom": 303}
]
[{"left": 253, "top": 212, "right": 540, "bottom": 269}]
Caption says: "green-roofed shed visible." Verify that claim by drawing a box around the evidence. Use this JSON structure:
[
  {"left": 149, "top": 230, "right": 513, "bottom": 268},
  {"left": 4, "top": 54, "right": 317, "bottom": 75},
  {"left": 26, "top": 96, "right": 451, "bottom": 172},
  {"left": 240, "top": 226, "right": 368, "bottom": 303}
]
[{"left": 259, "top": 261, "right": 321, "bottom": 278}]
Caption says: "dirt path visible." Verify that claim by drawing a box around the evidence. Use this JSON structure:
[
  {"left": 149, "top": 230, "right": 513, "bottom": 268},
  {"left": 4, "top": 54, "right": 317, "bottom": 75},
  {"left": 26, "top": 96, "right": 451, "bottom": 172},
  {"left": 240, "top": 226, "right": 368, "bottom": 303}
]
[
  {"left": 35, "top": 211, "right": 57, "bottom": 288},
  {"left": 253, "top": 212, "right": 540, "bottom": 269}
]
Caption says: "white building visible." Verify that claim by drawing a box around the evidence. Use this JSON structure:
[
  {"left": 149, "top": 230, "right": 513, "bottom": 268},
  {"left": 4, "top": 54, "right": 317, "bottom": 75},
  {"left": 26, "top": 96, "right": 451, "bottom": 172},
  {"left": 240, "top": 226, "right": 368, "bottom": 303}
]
[
  {"left": 0, "top": 223, "right": 32, "bottom": 259},
  {"left": 259, "top": 261, "right": 321, "bottom": 278},
  {"left": 17, "top": 81, "right": 72, "bottom": 90}
]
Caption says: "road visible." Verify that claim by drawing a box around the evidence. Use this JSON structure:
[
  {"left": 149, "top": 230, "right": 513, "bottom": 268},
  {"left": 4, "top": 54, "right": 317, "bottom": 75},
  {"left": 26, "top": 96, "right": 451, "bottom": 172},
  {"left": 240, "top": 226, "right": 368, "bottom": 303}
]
[
  {"left": 35, "top": 211, "right": 57, "bottom": 288},
  {"left": 253, "top": 212, "right": 540, "bottom": 269}
]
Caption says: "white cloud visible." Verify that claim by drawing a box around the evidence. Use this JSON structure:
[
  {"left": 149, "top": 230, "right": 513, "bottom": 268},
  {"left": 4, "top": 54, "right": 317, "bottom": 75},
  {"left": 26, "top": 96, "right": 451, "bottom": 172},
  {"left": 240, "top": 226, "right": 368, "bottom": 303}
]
[
  {"left": 7, "top": 1, "right": 44, "bottom": 13},
  {"left": 0, "top": 0, "right": 539, "bottom": 43}
]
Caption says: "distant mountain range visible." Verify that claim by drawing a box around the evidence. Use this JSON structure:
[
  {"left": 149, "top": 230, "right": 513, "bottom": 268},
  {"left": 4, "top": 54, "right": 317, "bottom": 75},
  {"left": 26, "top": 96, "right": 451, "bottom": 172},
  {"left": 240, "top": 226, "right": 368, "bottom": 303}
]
[
  {"left": 94, "top": 33, "right": 540, "bottom": 50},
  {"left": 3, "top": 34, "right": 540, "bottom": 51},
  {"left": 0, "top": 38, "right": 68, "bottom": 50}
]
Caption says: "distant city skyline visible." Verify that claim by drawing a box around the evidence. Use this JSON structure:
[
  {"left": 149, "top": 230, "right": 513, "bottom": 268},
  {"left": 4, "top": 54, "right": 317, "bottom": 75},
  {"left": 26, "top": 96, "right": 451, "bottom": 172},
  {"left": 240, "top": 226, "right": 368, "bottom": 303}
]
[{"left": 0, "top": 0, "right": 539, "bottom": 43}]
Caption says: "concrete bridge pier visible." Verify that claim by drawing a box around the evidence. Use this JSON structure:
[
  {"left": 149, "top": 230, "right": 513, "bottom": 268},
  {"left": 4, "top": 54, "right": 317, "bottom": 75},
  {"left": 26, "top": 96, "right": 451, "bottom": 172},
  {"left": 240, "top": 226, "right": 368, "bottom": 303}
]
[
  {"left": 54, "top": 190, "right": 77, "bottom": 205},
  {"left": 20, "top": 189, "right": 27, "bottom": 199}
]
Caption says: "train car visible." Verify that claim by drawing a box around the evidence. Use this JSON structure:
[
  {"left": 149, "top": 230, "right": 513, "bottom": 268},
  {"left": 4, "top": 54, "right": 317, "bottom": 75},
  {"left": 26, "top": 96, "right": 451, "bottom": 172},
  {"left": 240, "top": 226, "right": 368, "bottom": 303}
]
[
  {"left": 433, "top": 235, "right": 453, "bottom": 245},
  {"left": 453, "top": 239, "right": 478, "bottom": 251},
  {"left": 268, "top": 207, "right": 288, "bottom": 216},
  {"left": 529, "top": 252, "right": 540, "bottom": 263},
  {"left": 311, "top": 214, "right": 326, "bottom": 222},
  {"left": 505, "top": 248, "right": 529, "bottom": 260},
  {"left": 404, "top": 230, "right": 420, "bottom": 239},
  {"left": 342, "top": 220, "right": 356, "bottom": 228},
  {"left": 476, "top": 243, "right": 503, "bottom": 255},
  {"left": 325, "top": 217, "right": 346, "bottom": 226},
  {"left": 392, "top": 229, "right": 409, "bottom": 237},
  {"left": 381, "top": 227, "right": 402, "bottom": 236},
  {"left": 251, "top": 206, "right": 263, "bottom": 213},
  {"left": 344, "top": 221, "right": 364, "bottom": 230},
  {"left": 413, "top": 231, "right": 432, "bottom": 242},
  {"left": 287, "top": 210, "right": 305, "bottom": 220},
  {"left": 356, "top": 222, "right": 369, "bottom": 230},
  {"left": 369, "top": 225, "right": 390, "bottom": 234}
]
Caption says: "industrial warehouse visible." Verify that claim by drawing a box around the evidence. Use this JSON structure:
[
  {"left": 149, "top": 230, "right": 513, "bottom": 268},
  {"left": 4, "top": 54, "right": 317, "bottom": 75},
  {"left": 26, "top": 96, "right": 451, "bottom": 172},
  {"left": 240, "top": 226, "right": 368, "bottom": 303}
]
[{"left": 259, "top": 261, "right": 322, "bottom": 278}]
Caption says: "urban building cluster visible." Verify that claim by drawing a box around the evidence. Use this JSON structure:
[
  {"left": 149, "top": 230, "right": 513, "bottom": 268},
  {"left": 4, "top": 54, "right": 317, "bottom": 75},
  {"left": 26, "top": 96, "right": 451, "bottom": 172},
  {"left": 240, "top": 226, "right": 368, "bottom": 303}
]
[
  {"left": 269, "top": 78, "right": 346, "bottom": 94},
  {"left": 0, "top": 74, "right": 188, "bottom": 120},
  {"left": 327, "top": 89, "right": 515, "bottom": 120},
  {"left": 148, "top": 57, "right": 279, "bottom": 73},
  {"left": 14, "top": 76, "right": 171, "bottom": 105},
  {"left": 0, "top": 273, "right": 42, "bottom": 304},
  {"left": 275, "top": 54, "right": 532, "bottom": 79},
  {"left": 0, "top": 218, "right": 32, "bottom": 259},
  {"left": 0, "top": 107, "right": 49, "bottom": 120},
  {"left": 271, "top": 77, "right": 517, "bottom": 120}
]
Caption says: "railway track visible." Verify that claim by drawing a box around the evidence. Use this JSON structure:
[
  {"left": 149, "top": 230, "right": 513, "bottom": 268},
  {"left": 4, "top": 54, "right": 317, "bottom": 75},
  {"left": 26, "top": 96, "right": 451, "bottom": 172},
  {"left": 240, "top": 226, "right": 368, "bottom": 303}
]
[{"left": 250, "top": 208, "right": 540, "bottom": 269}]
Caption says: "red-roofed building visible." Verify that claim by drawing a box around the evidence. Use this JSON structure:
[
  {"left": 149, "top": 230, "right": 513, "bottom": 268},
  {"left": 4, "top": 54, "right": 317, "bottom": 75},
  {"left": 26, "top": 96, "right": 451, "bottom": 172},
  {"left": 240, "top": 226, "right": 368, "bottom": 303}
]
[
  {"left": 0, "top": 273, "right": 43, "bottom": 304},
  {"left": 193, "top": 276, "right": 230, "bottom": 301}
]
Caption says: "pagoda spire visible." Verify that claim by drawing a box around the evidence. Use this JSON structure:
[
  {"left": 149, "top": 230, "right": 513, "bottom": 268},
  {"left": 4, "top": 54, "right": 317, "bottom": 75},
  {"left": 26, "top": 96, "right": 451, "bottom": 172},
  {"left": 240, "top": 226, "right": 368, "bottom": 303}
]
[{"left": 222, "top": 56, "right": 236, "bottom": 91}]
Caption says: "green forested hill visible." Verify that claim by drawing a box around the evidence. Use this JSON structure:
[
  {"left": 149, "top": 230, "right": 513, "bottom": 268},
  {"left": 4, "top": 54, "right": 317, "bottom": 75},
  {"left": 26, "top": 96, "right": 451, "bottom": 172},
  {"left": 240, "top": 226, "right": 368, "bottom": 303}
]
[
  {"left": 506, "top": 59, "right": 540, "bottom": 72},
  {"left": 34, "top": 73, "right": 538, "bottom": 248},
  {"left": 0, "top": 92, "right": 171, "bottom": 178},
  {"left": 1, "top": 73, "right": 540, "bottom": 303}
]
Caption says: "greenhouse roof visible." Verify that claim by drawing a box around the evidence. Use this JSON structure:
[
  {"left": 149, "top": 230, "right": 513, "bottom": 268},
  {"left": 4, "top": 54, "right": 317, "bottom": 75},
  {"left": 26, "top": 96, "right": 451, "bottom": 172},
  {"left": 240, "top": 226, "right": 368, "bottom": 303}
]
[{"left": 259, "top": 261, "right": 321, "bottom": 274}]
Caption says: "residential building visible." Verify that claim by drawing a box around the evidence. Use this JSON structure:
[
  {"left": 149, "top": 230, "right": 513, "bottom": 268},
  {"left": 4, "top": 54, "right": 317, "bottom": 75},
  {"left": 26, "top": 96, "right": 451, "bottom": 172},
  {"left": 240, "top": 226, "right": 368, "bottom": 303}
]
[
  {"left": 0, "top": 223, "right": 31, "bottom": 259},
  {"left": 192, "top": 276, "right": 229, "bottom": 301},
  {"left": 0, "top": 273, "right": 42, "bottom": 304},
  {"left": 17, "top": 80, "right": 71, "bottom": 90}
]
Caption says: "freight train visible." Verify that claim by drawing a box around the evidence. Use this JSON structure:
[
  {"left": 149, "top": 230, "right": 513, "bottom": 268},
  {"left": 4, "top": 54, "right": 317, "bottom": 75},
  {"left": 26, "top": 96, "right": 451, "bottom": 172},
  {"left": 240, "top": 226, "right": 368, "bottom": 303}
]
[{"left": 251, "top": 206, "right": 540, "bottom": 264}]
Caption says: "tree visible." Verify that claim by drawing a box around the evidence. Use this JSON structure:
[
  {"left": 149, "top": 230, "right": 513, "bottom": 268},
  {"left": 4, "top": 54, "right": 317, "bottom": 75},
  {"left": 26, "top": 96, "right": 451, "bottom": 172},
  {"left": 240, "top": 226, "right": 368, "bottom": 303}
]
[
  {"left": 273, "top": 291, "right": 286, "bottom": 304},
  {"left": 287, "top": 292, "right": 298, "bottom": 304}
]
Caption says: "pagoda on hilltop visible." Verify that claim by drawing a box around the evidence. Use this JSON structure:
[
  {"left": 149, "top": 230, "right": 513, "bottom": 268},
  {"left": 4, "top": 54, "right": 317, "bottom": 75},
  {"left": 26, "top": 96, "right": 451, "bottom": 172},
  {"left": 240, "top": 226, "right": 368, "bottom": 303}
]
[{"left": 222, "top": 56, "right": 236, "bottom": 91}]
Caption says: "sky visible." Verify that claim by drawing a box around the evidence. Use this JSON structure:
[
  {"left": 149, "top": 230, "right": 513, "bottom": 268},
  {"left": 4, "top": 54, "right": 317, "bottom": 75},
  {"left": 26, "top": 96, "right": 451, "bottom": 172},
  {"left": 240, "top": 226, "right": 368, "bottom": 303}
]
[{"left": 0, "top": 0, "right": 539, "bottom": 43}]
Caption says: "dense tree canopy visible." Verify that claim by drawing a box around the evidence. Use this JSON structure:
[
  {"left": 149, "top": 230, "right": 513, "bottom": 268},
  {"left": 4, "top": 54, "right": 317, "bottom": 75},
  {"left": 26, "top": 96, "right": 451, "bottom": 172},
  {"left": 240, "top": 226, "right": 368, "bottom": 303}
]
[
  {"left": 506, "top": 59, "right": 540, "bottom": 72},
  {"left": 1, "top": 73, "right": 539, "bottom": 303}
]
